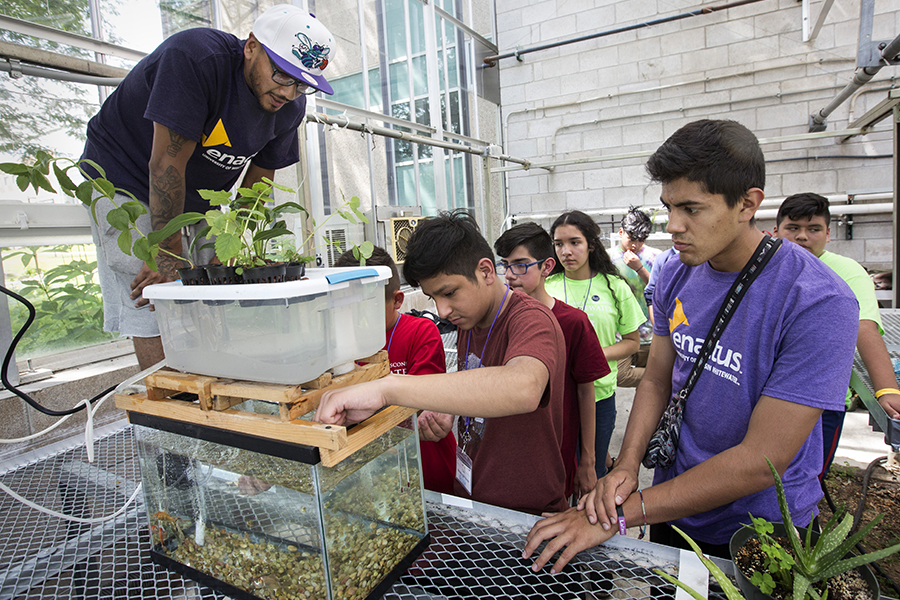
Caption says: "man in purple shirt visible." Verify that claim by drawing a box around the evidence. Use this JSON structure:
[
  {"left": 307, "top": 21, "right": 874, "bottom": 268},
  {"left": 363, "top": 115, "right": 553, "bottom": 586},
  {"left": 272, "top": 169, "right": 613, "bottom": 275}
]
[{"left": 525, "top": 119, "right": 858, "bottom": 567}]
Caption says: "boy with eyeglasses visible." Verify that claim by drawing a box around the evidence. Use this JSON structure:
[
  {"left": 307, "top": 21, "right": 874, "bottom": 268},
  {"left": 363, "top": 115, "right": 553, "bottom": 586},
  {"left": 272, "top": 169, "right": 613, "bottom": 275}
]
[
  {"left": 81, "top": 5, "right": 333, "bottom": 369},
  {"left": 316, "top": 210, "right": 569, "bottom": 515},
  {"left": 494, "top": 223, "right": 610, "bottom": 501}
]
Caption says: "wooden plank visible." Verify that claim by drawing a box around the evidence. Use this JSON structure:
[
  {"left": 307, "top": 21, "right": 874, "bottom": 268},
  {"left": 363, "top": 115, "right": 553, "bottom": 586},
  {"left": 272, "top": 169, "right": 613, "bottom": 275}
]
[
  {"left": 286, "top": 356, "right": 391, "bottom": 421},
  {"left": 298, "top": 372, "right": 332, "bottom": 390},
  {"left": 320, "top": 406, "right": 417, "bottom": 467},
  {"left": 210, "top": 380, "right": 303, "bottom": 404},
  {"left": 146, "top": 386, "right": 181, "bottom": 401},
  {"left": 211, "top": 395, "right": 246, "bottom": 411},
  {"left": 115, "top": 393, "right": 347, "bottom": 450}
]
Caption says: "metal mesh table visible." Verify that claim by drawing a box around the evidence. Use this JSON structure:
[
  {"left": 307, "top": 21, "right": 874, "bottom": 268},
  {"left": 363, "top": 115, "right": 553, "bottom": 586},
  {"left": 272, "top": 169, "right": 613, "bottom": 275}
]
[{"left": 0, "top": 421, "right": 730, "bottom": 600}]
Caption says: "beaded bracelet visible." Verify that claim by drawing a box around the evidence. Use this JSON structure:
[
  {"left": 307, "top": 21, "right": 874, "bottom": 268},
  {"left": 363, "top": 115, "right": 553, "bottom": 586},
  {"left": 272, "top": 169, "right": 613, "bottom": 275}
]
[
  {"left": 638, "top": 489, "right": 648, "bottom": 540},
  {"left": 875, "top": 388, "right": 900, "bottom": 399}
]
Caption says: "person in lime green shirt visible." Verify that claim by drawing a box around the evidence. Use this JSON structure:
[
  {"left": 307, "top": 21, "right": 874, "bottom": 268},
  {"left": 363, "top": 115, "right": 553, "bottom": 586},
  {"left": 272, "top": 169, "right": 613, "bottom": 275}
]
[
  {"left": 545, "top": 210, "right": 645, "bottom": 478},
  {"left": 775, "top": 192, "right": 900, "bottom": 479}
]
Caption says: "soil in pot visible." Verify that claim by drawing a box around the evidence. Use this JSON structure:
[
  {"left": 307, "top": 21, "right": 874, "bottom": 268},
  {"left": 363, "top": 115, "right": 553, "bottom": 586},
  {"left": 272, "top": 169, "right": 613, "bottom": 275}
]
[
  {"left": 177, "top": 265, "right": 210, "bottom": 286},
  {"left": 242, "top": 263, "right": 286, "bottom": 284},
  {"left": 733, "top": 532, "right": 876, "bottom": 600},
  {"left": 205, "top": 265, "right": 242, "bottom": 285}
]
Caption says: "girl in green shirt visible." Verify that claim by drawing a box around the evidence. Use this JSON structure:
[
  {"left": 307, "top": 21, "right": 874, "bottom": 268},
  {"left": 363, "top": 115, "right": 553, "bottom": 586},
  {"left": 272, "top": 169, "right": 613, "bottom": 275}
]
[{"left": 545, "top": 210, "right": 645, "bottom": 478}]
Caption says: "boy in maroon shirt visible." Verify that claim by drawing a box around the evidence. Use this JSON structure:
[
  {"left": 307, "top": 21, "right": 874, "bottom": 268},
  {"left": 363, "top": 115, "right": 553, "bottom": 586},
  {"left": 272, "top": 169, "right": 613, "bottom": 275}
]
[
  {"left": 317, "top": 211, "right": 568, "bottom": 515},
  {"left": 334, "top": 247, "right": 455, "bottom": 494},
  {"left": 495, "top": 223, "right": 610, "bottom": 501}
]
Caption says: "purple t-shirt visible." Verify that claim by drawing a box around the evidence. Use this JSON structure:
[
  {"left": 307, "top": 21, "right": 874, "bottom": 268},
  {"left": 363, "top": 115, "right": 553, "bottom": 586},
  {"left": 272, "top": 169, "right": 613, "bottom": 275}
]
[
  {"left": 652, "top": 240, "right": 858, "bottom": 544},
  {"left": 82, "top": 28, "right": 306, "bottom": 213}
]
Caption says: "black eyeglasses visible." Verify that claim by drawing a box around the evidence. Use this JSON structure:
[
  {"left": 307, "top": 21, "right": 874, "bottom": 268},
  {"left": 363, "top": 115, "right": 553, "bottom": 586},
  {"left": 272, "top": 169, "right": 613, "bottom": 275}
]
[
  {"left": 496, "top": 260, "right": 544, "bottom": 275},
  {"left": 268, "top": 56, "right": 317, "bottom": 95}
]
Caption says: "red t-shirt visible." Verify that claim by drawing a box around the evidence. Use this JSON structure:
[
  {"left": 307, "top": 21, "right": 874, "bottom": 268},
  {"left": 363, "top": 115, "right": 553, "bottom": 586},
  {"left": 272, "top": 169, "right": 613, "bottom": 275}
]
[
  {"left": 385, "top": 313, "right": 455, "bottom": 494},
  {"left": 453, "top": 290, "right": 568, "bottom": 514},
  {"left": 551, "top": 300, "right": 611, "bottom": 497}
]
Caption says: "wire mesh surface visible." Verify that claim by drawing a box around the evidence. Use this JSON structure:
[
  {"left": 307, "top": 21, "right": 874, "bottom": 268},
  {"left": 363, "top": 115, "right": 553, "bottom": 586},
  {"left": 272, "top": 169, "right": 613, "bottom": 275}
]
[{"left": 0, "top": 423, "right": 727, "bottom": 600}]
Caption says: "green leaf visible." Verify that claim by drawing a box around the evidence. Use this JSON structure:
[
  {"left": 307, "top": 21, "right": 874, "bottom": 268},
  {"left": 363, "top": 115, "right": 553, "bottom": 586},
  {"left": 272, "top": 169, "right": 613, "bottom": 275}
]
[
  {"left": 34, "top": 150, "right": 53, "bottom": 172},
  {"left": 132, "top": 238, "right": 152, "bottom": 263},
  {"left": 146, "top": 212, "right": 205, "bottom": 246},
  {"left": 76, "top": 181, "right": 95, "bottom": 207},
  {"left": 214, "top": 233, "right": 242, "bottom": 263},
  {"left": 78, "top": 159, "right": 106, "bottom": 179},
  {"left": 106, "top": 207, "right": 131, "bottom": 232},
  {"left": 263, "top": 178, "right": 295, "bottom": 193},
  {"left": 94, "top": 178, "right": 115, "bottom": 199},
  {"left": 766, "top": 458, "right": 806, "bottom": 563},
  {"left": 653, "top": 570, "right": 708, "bottom": 600},
  {"left": 53, "top": 163, "right": 77, "bottom": 193},
  {"left": 252, "top": 227, "right": 291, "bottom": 243},
  {"left": 667, "top": 526, "right": 748, "bottom": 600},
  {"left": 16, "top": 174, "right": 30, "bottom": 192},
  {"left": 0, "top": 163, "right": 30, "bottom": 175},
  {"left": 272, "top": 201, "right": 308, "bottom": 216},
  {"left": 198, "top": 189, "right": 233, "bottom": 205},
  {"left": 815, "top": 539, "right": 900, "bottom": 582},
  {"left": 117, "top": 231, "right": 133, "bottom": 255},
  {"left": 120, "top": 201, "right": 147, "bottom": 222}
]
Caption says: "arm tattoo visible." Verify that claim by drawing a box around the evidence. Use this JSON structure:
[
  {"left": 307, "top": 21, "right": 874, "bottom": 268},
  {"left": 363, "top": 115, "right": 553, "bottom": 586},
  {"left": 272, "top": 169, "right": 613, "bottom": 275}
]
[
  {"left": 150, "top": 165, "right": 185, "bottom": 233},
  {"left": 165, "top": 130, "right": 189, "bottom": 158}
]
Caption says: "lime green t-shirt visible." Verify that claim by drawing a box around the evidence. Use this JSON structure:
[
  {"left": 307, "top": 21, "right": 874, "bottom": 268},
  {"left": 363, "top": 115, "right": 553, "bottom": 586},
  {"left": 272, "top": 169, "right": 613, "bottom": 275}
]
[
  {"left": 545, "top": 272, "right": 645, "bottom": 401},
  {"left": 819, "top": 250, "right": 881, "bottom": 407}
]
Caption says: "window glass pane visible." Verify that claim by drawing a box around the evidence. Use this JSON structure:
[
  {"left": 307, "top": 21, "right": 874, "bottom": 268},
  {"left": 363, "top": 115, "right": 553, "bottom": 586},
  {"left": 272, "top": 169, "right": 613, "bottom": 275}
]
[
  {"left": 418, "top": 161, "right": 436, "bottom": 215},
  {"left": 385, "top": 0, "right": 407, "bottom": 60},
  {"left": 437, "top": 50, "right": 445, "bottom": 92},
  {"left": 453, "top": 155, "right": 465, "bottom": 207},
  {"left": 446, "top": 45, "right": 459, "bottom": 88},
  {"left": 2, "top": 244, "right": 114, "bottom": 359},
  {"left": 412, "top": 55, "right": 427, "bottom": 97},
  {"left": 450, "top": 90, "right": 461, "bottom": 134},
  {"left": 390, "top": 61, "right": 409, "bottom": 102},
  {"left": 391, "top": 102, "right": 413, "bottom": 162},
  {"left": 414, "top": 98, "right": 432, "bottom": 159},
  {"left": 329, "top": 72, "right": 365, "bottom": 110},
  {"left": 407, "top": 0, "right": 425, "bottom": 55},
  {"left": 396, "top": 164, "right": 416, "bottom": 206},
  {"left": 368, "top": 67, "right": 383, "bottom": 111},
  {"left": 158, "top": 0, "right": 213, "bottom": 36}
]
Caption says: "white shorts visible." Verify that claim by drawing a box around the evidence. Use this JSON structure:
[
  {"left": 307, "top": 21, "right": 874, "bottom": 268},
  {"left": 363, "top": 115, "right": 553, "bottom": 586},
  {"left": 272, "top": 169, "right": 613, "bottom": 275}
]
[{"left": 89, "top": 193, "right": 214, "bottom": 338}]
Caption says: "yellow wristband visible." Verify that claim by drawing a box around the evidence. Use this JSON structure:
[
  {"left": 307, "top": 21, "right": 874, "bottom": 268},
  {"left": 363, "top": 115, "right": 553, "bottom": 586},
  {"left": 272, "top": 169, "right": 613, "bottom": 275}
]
[{"left": 875, "top": 388, "right": 900, "bottom": 399}]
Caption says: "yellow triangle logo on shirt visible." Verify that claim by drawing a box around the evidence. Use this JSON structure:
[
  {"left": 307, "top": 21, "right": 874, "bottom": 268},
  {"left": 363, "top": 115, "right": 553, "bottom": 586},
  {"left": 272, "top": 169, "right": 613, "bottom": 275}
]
[
  {"left": 201, "top": 119, "right": 231, "bottom": 148},
  {"left": 669, "top": 297, "right": 689, "bottom": 333}
]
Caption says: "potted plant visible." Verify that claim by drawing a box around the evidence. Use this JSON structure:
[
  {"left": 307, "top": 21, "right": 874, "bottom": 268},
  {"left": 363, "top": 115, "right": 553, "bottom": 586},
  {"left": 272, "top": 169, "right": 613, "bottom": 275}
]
[
  {"left": 1, "top": 152, "right": 374, "bottom": 285},
  {"left": 656, "top": 457, "right": 900, "bottom": 600}
]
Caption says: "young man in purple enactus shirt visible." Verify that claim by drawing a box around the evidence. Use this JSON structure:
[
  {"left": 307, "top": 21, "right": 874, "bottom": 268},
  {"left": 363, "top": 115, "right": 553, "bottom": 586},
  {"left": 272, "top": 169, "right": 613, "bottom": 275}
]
[{"left": 525, "top": 119, "right": 859, "bottom": 568}]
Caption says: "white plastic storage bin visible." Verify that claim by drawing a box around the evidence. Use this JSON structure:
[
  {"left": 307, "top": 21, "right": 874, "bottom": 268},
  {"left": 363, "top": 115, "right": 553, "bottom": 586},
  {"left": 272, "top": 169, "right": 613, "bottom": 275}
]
[{"left": 142, "top": 266, "right": 391, "bottom": 384}]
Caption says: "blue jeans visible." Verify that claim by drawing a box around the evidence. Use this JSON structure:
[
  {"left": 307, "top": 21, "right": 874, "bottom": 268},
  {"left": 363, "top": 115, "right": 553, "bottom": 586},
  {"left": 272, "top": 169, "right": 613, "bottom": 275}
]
[{"left": 594, "top": 394, "right": 616, "bottom": 479}]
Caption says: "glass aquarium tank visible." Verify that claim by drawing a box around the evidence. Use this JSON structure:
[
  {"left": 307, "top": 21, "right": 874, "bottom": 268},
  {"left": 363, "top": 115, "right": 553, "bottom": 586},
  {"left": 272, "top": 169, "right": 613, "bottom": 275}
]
[{"left": 131, "top": 411, "right": 429, "bottom": 600}]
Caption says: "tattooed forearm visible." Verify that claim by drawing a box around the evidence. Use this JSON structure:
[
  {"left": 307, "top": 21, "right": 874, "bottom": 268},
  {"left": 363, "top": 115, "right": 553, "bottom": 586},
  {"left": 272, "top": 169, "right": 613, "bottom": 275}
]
[
  {"left": 150, "top": 165, "right": 186, "bottom": 232},
  {"left": 165, "top": 130, "right": 189, "bottom": 158}
]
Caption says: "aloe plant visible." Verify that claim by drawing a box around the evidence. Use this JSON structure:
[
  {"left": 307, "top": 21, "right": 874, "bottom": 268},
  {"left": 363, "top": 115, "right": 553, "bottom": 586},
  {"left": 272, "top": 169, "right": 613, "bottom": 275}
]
[{"left": 654, "top": 525, "right": 747, "bottom": 600}]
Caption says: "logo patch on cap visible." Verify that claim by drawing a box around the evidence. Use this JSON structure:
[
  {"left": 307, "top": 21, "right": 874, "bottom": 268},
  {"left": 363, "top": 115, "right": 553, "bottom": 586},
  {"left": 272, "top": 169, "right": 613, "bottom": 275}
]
[{"left": 292, "top": 32, "right": 330, "bottom": 71}]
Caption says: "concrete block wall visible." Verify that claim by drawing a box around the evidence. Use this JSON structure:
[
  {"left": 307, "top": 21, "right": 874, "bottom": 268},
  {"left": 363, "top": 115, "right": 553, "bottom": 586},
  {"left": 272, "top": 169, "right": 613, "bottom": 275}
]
[{"left": 494, "top": 0, "right": 899, "bottom": 267}]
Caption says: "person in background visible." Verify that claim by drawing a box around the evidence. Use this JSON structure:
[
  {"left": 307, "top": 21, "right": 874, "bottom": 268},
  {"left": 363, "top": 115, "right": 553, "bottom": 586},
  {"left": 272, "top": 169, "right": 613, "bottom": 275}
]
[
  {"left": 644, "top": 247, "right": 679, "bottom": 326},
  {"left": 545, "top": 211, "right": 644, "bottom": 479},
  {"left": 774, "top": 193, "right": 900, "bottom": 475},
  {"left": 610, "top": 208, "right": 661, "bottom": 386},
  {"left": 317, "top": 210, "right": 569, "bottom": 515},
  {"left": 82, "top": 5, "right": 334, "bottom": 369},
  {"left": 525, "top": 119, "right": 858, "bottom": 570},
  {"left": 334, "top": 246, "right": 456, "bottom": 493},
  {"left": 494, "top": 223, "right": 610, "bottom": 500}
]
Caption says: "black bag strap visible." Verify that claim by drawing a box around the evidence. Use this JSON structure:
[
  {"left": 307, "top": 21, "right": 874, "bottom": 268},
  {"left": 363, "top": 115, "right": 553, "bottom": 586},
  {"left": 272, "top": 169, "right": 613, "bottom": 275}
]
[{"left": 675, "top": 235, "right": 782, "bottom": 404}]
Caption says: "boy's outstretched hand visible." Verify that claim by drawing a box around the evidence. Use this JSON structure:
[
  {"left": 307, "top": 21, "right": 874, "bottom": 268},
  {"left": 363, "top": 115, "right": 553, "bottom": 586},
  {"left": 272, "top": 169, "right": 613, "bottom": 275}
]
[
  {"left": 315, "top": 378, "right": 391, "bottom": 425},
  {"left": 523, "top": 507, "right": 614, "bottom": 573}
]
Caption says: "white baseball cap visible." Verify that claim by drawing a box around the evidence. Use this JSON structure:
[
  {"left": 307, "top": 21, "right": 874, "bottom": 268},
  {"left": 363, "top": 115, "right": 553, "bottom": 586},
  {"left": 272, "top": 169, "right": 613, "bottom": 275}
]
[{"left": 252, "top": 5, "right": 335, "bottom": 95}]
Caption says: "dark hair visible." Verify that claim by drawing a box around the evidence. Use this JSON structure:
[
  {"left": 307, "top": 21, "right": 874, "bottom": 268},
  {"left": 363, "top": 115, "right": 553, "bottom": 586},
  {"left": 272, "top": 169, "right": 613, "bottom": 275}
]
[
  {"left": 776, "top": 192, "right": 831, "bottom": 227},
  {"left": 646, "top": 119, "right": 765, "bottom": 208},
  {"left": 494, "top": 222, "right": 554, "bottom": 262},
  {"left": 402, "top": 209, "right": 493, "bottom": 288},
  {"left": 620, "top": 207, "right": 652, "bottom": 241},
  {"left": 549, "top": 210, "right": 626, "bottom": 312},
  {"left": 334, "top": 246, "right": 400, "bottom": 297}
]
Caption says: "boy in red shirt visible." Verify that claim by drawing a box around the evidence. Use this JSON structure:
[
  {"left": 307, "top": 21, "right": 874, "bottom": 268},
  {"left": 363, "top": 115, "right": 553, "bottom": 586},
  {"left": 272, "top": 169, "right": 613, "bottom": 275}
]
[
  {"left": 494, "top": 223, "right": 610, "bottom": 501},
  {"left": 334, "top": 247, "right": 456, "bottom": 493}
]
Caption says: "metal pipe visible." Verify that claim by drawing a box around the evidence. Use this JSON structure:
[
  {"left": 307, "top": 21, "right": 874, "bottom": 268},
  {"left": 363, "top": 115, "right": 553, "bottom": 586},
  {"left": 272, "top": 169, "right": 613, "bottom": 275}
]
[
  {"left": 483, "top": 0, "right": 768, "bottom": 66},
  {"left": 0, "top": 60, "right": 123, "bottom": 86},
  {"left": 810, "top": 32, "right": 900, "bottom": 130}
]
